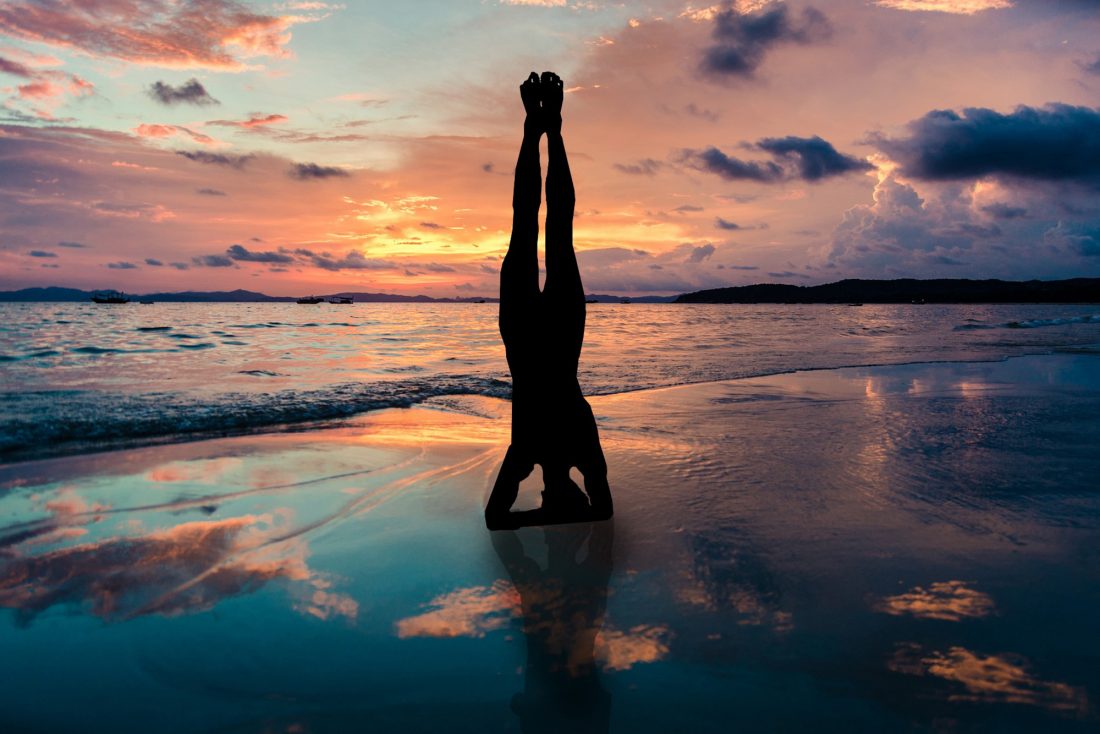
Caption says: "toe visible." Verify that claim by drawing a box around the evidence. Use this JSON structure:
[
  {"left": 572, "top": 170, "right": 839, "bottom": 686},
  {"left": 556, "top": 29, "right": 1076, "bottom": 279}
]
[{"left": 527, "top": 71, "right": 539, "bottom": 84}]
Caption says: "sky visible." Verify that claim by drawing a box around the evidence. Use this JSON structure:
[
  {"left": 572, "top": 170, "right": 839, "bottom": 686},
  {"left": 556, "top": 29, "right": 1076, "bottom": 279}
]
[{"left": 1, "top": 0, "right": 1099, "bottom": 297}]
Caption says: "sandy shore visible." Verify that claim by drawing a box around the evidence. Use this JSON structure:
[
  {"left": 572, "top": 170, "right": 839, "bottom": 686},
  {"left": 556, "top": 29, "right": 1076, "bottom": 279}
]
[{"left": 2, "top": 353, "right": 1098, "bottom": 732}]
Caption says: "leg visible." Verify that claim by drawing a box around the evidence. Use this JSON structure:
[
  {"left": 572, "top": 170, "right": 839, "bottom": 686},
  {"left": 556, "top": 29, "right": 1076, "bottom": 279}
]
[
  {"left": 539, "top": 72, "right": 585, "bottom": 368},
  {"left": 499, "top": 73, "right": 544, "bottom": 350}
]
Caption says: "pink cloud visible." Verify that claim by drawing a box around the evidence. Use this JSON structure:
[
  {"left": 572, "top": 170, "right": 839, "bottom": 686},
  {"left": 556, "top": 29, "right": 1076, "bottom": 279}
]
[
  {"left": 0, "top": 0, "right": 331, "bottom": 70},
  {"left": 133, "top": 123, "right": 215, "bottom": 145},
  {"left": 0, "top": 511, "right": 357, "bottom": 624},
  {"left": 208, "top": 112, "right": 289, "bottom": 129}
]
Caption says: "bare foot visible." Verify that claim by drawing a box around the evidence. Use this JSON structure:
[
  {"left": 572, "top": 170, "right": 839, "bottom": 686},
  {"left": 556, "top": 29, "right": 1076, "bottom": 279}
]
[
  {"left": 540, "top": 71, "right": 563, "bottom": 135},
  {"left": 520, "top": 72, "right": 541, "bottom": 134}
]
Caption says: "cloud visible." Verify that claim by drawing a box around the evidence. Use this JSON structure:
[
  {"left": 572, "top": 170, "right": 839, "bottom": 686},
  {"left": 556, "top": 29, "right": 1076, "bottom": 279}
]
[
  {"left": 980, "top": 202, "right": 1027, "bottom": 219},
  {"left": 757, "top": 136, "right": 873, "bottom": 181},
  {"left": 877, "top": 104, "right": 1100, "bottom": 184},
  {"left": 57, "top": 240, "right": 87, "bottom": 248},
  {"left": 148, "top": 79, "right": 218, "bottom": 105},
  {"left": 673, "top": 204, "right": 704, "bottom": 213},
  {"left": 26, "top": 249, "right": 56, "bottom": 257},
  {"left": 767, "top": 270, "right": 811, "bottom": 279},
  {"left": 106, "top": 261, "right": 138, "bottom": 269},
  {"left": 889, "top": 644, "right": 1087, "bottom": 713},
  {"left": 715, "top": 216, "right": 742, "bottom": 230},
  {"left": 688, "top": 243, "right": 715, "bottom": 262},
  {"left": 169, "top": 262, "right": 190, "bottom": 270},
  {"left": 134, "top": 123, "right": 214, "bottom": 145},
  {"left": 701, "top": 3, "right": 832, "bottom": 79},
  {"left": 289, "top": 162, "right": 349, "bottom": 180},
  {"left": 683, "top": 134, "right": 870, "bottom": 184},
  {"left": 0, "top": 54, "right": 33, "bottom": 77},
  {"left": 419, "top": 221, "right": 443, "bottom": 229},
  {"left": 144, "top": 258, "right": 163, "bottom": 266},
  {"left": 0, "top": 1, "right": 329, "bottom": 70},
  {"left": 875, "top": 580, "right": 995, "bottom": 621},
  {"left": 196, "top": 188, "right": 226, "bottom": 196},
  {"left": 682, "top": 145, "right": 783, "bottom": 182},
  {"left": 226, "top": 243, "right": 293, "bottom": 263},
  {"left": 873, "top": 0, "right": 1012, "bottom": 12},
  {"left": 208, "top": 112, "right": 288, "bottom": 129},
  {"left": 294, "top": 248, "right": 394, "bottom": 271},
  {"left": 175, "top": 150, "right": 252, "bottom": 168},
  {"left": 192, "top": 254, "right": 234, "bottom": 267},
  {"left": 613, "top": 158, "right": 664, "bottom": 176}
]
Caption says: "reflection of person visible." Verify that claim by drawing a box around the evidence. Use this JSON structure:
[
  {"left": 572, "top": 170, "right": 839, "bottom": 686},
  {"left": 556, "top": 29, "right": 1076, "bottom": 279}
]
[
  {"left": 492, "top": 521, "right": 614, "bottom": 733},
  {"left": 486, "top": 71, "right": 612, "bottom": 530}
]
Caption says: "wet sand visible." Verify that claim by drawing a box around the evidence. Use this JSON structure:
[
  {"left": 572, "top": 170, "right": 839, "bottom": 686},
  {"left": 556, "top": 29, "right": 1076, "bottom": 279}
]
[{"left": 1, "top": 353, "right": 1098, "bottom": 732}]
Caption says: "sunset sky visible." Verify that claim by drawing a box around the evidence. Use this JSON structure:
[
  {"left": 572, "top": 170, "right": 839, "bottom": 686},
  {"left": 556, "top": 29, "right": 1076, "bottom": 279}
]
[{"left": 2, "top": 0, "right": 1099, "bottom": 297}]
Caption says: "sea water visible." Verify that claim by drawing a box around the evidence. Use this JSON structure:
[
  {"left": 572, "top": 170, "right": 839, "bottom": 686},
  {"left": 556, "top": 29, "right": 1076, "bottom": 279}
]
[{"left": 2, "top": 302, "right": 1099, "bottom": 460}]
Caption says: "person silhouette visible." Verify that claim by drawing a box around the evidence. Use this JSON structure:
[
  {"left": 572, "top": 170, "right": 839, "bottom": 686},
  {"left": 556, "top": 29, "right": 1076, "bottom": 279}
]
[
  {"left": 492, "top": 521, "right": 614, "bottom": 732},
  {"left": 486, "top": 71, "right": 613, "bottom": 531}
]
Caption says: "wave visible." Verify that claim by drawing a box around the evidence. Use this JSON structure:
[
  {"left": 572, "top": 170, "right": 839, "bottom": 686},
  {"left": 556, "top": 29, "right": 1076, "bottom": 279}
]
[
  {"left": 0, "top": 375, "right": 512, "bottom": 462},
  {"left": 954, "top": 314, "right": 1098, "bottom": 331}
]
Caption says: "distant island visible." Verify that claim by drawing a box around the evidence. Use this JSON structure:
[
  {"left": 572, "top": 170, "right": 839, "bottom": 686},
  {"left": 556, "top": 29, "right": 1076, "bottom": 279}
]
[
  {"left": 2, "top": 279, "right": 1097, "bottom": 304},
  {"left": 676, "top": 278, "right": 1100, "bottom": 304},
  {"left": 0, "top": 287, "right": 497, "bottom": 303},
  {"left": 0, "top": 286, "right": 678, "bottom": 303}
]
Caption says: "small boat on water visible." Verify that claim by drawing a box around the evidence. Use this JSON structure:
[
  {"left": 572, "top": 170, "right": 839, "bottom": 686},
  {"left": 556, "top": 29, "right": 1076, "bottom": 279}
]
[
  {"left": 140, "top": 300, "right": 155, "bottom": 305},
  {"left": 297, "top": 296, "right": 324, "bottom": 304},
  {"left": 92, "top": 290, "right": 129, "bottom": 304},
  {"left": 327, "top": 296, "right": 353, "bottom": 304}
]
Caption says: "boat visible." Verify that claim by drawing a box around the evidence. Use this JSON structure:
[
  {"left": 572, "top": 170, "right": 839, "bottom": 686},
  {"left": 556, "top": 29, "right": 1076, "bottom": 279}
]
[
  {"left": 327, "top": 296, "right": 353, "bottom": 304},
  {"left": 91, "top": 290, "right": 129, "bottom": 304},
  {"left": 297, "top": 296, "right": 324, "bottom": 304},
  {"left": 139, "top": 300, "right": 155, "bottom": 305}
]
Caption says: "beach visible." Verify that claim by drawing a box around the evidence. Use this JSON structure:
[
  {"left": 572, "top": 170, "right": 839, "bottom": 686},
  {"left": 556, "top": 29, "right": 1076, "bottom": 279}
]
[{"left": 2, "top": 351, "right": 1098, "bottom": 732}]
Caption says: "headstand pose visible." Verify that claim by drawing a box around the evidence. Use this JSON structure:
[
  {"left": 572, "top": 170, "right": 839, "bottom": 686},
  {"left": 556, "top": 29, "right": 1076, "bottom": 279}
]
[{"left": 485, "top": 71, "right": 613, "bottom": 530}]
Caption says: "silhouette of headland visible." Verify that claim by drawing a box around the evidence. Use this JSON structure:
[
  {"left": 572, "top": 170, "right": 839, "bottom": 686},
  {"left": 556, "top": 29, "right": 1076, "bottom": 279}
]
[
  {"left": 676, "top": 277, "right": 1100, "bottom": 304},
  {"left": 485, "top": 72, "right": 613, "bottom": 531}
]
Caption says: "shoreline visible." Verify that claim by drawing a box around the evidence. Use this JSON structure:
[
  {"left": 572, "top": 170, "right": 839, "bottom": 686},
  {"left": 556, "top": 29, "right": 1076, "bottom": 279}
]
[
  {"left": 1, "top": 349, "right": 1098, "bottom": 731},
  {"left": 3, "top": 347, "right": 1097, "bottom": 466}
]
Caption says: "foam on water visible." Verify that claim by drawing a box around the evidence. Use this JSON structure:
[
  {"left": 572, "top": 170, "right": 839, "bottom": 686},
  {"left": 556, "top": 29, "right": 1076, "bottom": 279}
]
[{"left": 2, "top": 302, "right": 1099, "bottom": 460}]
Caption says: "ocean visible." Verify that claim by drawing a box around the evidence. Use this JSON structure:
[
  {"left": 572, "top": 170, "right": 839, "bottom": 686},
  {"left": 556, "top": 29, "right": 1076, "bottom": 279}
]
[{"left": 2, "top": 302, "right": 1099, "bottom": 461}]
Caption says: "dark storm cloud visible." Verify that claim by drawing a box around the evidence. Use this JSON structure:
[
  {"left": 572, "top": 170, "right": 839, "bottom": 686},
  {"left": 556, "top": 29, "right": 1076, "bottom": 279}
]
[
  {"left": 613, "top": 158, "right": 664, "bottom": 176},
  {"left": 877, "top": 104, "right": 1100, "bottom": 184},
  {"left": 148, "top": 79, "right": 218, "bottom": 106},
  {"left": 701, "top": 3, "right": 832, "bottom": 79},
  {"left": 226, "top": 244, "right": 293, "bottom": 263},
  {"left": 176, "top": 150, "right": 252, "bottom": 168},
  {"left": 980, "top": 203, "right": 1028, "bottom": 219},
  {"left": 145, "top": 258, "right": 163, "bottom": 266},
  {"left": 288, "top": 163, "right": 349, "bottom": 180},
  {"left": 757, "top": 136, "right": 873, "bottom": 181},
  {"left": 106, "top": 261, "right": 138, "bottom": 269},
  {"left": 192, "top": 254, "right": 234, "bottom": 267},
  {"left": 27, "top": 249, "right": 57, "bottom": 257},
  {"left": 682, "top": 135, "right": 867, "bottom": 183},
  {"left": 683, "top": 146, "right": 783, "bottom": 182}
]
